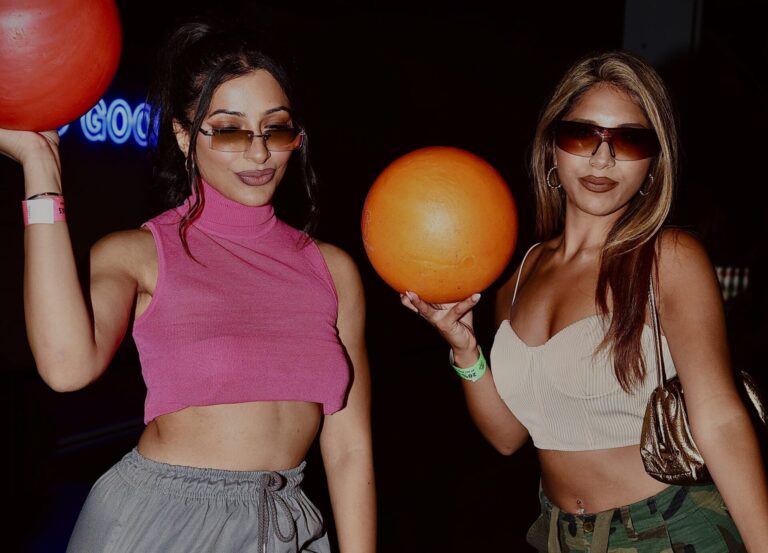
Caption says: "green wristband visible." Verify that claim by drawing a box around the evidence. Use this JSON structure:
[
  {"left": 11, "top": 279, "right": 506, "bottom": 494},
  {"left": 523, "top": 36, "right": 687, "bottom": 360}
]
[{"left": 449, "top": 346, "right": 487, "bottom": 382}]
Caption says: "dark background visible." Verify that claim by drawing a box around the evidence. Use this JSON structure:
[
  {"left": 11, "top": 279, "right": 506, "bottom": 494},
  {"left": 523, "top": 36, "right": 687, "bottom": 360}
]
[{"left": 2, "top": 0, "right": 766, "bottom": 551}]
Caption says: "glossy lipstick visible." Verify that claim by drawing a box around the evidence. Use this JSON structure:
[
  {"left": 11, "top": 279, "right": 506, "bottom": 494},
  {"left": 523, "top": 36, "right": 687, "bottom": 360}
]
[
  {"left": 236, "top": 169, "right": 275, "bottom": 186},
  {"left": 579, "top": 175, "right": 617, "bottom": 193}
]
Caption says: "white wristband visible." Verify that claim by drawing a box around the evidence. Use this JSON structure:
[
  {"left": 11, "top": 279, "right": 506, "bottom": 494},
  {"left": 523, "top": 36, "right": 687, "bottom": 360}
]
[{"left": 22, "top": 197, "right": 66, "bottom": 225}]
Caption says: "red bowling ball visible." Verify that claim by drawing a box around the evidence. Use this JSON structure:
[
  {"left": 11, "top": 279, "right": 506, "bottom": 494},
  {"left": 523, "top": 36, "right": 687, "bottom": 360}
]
[{"left": 0, "top": 0, "right": 122, "bottom": 131}]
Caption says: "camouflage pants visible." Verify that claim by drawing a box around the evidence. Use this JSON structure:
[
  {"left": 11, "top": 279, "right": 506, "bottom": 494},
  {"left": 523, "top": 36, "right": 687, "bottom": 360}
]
[{"left": 526, "top": 483, "right": 744, "bottom": 552}]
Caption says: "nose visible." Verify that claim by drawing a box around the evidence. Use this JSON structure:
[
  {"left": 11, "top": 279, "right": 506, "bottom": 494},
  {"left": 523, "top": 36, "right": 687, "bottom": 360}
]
[
  {"left": 589, "top": 140, "right": 615, "bottom": 169},
  {"left": 244, "top": 135, "right": 271, "bottom": 163}
]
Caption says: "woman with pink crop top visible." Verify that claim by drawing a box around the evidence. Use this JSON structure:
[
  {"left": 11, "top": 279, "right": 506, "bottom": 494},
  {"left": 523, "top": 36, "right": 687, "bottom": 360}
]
[
  {"left": 0, "top": 19, "right": 375, "bottom": 552},
  {"left": 402, "top": 51, "right": 768, "bottom": 551}
]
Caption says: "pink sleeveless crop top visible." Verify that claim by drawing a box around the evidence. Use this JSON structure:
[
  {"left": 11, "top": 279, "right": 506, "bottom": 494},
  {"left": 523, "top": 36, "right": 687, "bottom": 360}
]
[
  {"left": 132, "top": 180, "right": 350, "bottom": 424},
  {"left": 490, "top": 243, "right": 677, "bottom": 451}
]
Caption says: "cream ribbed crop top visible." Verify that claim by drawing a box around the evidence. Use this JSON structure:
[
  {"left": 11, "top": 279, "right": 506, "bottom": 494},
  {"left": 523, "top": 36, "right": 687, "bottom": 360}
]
[{"left": 490, "top": 243, "right": 677, "bottom": 451}]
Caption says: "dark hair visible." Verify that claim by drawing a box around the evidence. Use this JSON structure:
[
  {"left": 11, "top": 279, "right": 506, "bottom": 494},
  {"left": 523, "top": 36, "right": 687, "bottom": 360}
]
[{"left": 147, "top": 19, "right": 319, "bottom": 253}]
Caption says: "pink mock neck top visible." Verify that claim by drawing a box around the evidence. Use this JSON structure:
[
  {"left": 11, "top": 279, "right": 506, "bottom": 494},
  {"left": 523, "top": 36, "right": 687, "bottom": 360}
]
[{"left": 132, "top": 180, "right": 350, "bottom": 424}]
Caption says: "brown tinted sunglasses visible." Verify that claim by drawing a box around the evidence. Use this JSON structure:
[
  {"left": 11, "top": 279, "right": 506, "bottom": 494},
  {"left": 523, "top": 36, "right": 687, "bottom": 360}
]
[
  {"left": 199, "top": 126, "right": 304, "bottom": 152},
  {"left": 555, "top": 120, "right": 660, "bottom": 161}
]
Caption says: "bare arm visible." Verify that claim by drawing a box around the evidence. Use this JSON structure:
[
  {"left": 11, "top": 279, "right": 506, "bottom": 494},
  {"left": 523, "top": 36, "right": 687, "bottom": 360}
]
[
  {"left": 317, "top": 243, "right": 376, "bottom": 553},
  {"left": 2, "top": 129, "right": 141, "bottom": 390},
  {"left": 657, "top": 230, "right": 768, "bottom": 551},
  {"left": 402, "top": 272, "right": 529, "bottom": 455}
]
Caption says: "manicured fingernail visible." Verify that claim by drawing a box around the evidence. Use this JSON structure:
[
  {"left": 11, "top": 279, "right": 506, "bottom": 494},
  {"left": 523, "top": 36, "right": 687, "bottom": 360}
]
[
  {"left": 405, "top": 291, "right": 415, "bottom": 300},
  {"left": 471, "top": 293, "right": 481, "bottom": 302}
]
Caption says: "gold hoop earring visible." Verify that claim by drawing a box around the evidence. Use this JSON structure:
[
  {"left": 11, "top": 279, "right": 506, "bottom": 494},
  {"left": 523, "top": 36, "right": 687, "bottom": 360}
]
[
  {"left": 546, "top": 166, "right": 561, "bottom": 189},
  {"left": 638, "top": 174, "right": 654, "bottom": 196}
]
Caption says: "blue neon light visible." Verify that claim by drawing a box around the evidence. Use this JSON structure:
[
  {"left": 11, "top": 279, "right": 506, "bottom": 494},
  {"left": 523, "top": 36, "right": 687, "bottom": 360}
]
[
  {"left": 58, "top": 97, "right": 151, "bottom": 147},
  {"left": 132, "top": 103, "right": 150, "bottom": 147},
  {"left": 81, "top": 99, "right": 108, "bottom": 142},
  {"left": 106, "top": 99, "right": 132, "bottom": 144}
]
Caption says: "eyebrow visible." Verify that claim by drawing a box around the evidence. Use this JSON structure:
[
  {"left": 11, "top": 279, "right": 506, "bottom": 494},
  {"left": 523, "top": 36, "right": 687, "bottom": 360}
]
[
  {"left": 567, "top": 117, "right": 650, "bottom": 129},
  {"left": 207, "top": 106, "right": 293, "bottom": 118},
  {"left": 265, "top": 106, "right": 292, "bottom": 115}
]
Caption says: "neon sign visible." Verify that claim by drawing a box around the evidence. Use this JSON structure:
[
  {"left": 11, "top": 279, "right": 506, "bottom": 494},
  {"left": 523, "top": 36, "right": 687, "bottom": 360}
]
[{"left": 59, "top": 98, "right": 151, "bottom": 147}]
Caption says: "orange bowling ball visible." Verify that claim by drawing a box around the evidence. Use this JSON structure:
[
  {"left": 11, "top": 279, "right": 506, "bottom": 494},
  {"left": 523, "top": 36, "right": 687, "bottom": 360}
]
[
  {"left": 0, "top": 0, "right": 122, "bottom": 131},
  {"left": 362, "top": 146, "right": 518, "bottom": 303}
]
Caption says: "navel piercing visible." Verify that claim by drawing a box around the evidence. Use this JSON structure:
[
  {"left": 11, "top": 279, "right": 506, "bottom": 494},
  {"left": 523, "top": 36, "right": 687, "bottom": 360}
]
[{"left": 576, "top": 498, "right": 586, "bottom": 515}]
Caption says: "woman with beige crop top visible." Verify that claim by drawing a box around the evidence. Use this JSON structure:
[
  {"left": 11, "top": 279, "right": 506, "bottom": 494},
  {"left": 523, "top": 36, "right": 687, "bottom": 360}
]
[{"left": 402, "top": 51, "right": 768, "bottom": 552}]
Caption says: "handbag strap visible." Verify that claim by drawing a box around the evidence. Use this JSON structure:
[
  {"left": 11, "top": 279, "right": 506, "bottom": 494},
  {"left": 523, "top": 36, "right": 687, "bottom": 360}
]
[{"left": 648, "top": 277, "right": 667, "bottom": 388}]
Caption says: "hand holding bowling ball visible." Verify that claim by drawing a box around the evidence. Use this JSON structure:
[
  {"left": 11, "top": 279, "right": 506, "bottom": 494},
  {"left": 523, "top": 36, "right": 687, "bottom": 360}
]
[
  {"left": 0, "top": 128, "right": 60, "bottom": 166},
  {"left": 362, "top": 146, "right": 518, "bottom": 303}
]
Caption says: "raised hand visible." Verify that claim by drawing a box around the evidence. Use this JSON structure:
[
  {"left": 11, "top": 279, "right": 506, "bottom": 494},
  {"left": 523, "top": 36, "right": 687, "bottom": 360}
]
[
  {"left": 400, "top": 290, "right": 480, "bottom": 356},
  {"left": 0, "top": 128, "right": 60, "bottom": 168},
  {"left": 0, "top": 129, "right": 62, "bottom": 200}
]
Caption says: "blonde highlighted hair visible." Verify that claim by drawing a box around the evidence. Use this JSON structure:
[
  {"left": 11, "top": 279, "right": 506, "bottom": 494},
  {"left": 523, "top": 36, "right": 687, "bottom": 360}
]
[{"left": 531, "top": 51, "right": 680, "bottom": 390}]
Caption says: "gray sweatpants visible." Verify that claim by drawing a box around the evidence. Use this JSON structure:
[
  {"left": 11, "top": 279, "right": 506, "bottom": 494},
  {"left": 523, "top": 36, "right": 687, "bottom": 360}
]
[{"left": 66, "top": 448, "right": 330, "bottom": 552}]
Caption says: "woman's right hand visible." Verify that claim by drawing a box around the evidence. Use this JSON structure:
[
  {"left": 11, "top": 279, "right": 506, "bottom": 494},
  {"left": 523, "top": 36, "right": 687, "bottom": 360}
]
[
  {"left": 0, "top": 128, "right": 60, "bottom": 167},
  {"left": 0, "top": 129, "right": 62, "bottom": 199},
  {"left": 400, "top": 291, "right": 480, "bottom": 356}
]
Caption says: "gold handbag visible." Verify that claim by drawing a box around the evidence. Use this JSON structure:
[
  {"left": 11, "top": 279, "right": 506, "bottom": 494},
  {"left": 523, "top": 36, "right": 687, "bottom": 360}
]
[{"left": 640, "top": 280, "right": 768, "bottom": 486}]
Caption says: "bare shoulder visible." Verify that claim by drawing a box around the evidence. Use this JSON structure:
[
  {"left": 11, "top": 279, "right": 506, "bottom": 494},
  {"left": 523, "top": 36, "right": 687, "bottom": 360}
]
[
  {"left": 495, "top": 240, "right": 548, "bottom": 323},
  {"left": 91, "top": 228, "right": 156, "bottom": 278},
  {"left": 314, "top": 240, "right": 363, "bottom": 295},
  {"left": 498, "top": 241, "right": 548, "bottom": 291},
  {"left": 314, "top": 240, "right": 365, "bottom": 331},
  {"left": 655, "top": 228, "right": 714, "bottom": 281},
  {"left": 655, "top": 228, "right": 719, "bottom": 311},
  {"left": 92, "top": 228, "right": 154, "bottom": 260}
]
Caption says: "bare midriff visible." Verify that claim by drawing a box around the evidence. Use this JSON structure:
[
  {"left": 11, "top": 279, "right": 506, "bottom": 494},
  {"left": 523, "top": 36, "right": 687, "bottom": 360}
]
[
  {"left": 539, "top": 445, "right": 670, "bottom": 514},
  {"left": 137, "top": 401, "right": 323, "bottom": 471}
]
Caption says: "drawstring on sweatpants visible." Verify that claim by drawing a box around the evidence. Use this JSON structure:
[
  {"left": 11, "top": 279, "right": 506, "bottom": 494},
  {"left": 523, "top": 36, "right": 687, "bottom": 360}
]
[{"left": 257, "top": 472, "right": 297, "bottom": 553}]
